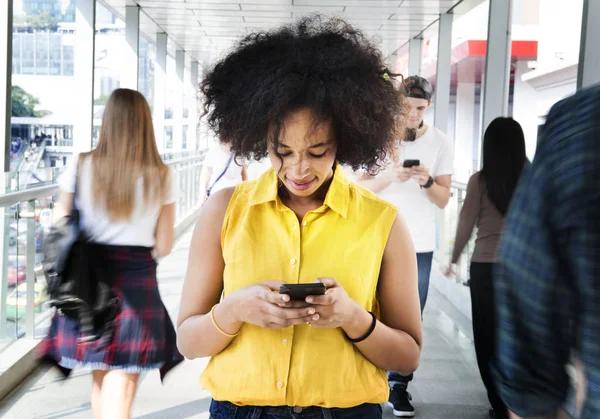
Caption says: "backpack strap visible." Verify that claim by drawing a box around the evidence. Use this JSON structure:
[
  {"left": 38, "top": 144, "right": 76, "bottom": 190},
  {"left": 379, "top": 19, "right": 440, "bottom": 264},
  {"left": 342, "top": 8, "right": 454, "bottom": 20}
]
[{"left": 206, "top": 154, "right": 234, "bottom": 197}]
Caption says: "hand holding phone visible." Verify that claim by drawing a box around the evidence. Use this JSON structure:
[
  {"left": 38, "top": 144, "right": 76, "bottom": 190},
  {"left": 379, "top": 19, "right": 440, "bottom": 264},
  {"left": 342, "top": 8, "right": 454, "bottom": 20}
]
[
  {"left": 402, "top": 159, "right": 420, "bottom": 168},
  {"left": 296, "top": 278, "right": 363, "bottom": 331},
  {"left": 224, "top": 282, "right": 320, "bottom": 329},
  {"left": 279, "top": 283, "right": 326, "bottom": 301}
]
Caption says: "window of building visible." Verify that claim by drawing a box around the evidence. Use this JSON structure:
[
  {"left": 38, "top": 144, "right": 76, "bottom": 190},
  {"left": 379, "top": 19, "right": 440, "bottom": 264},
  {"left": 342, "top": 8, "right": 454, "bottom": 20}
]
[
  {"left": 49, "top": 34, "right": 61, "bottom": 75},
  {"left": 12, "top": 34, "right": 21, "bottom": 74},
  {"left": 165, "top": 126, "right": 173, "bottom": 149},
  {"left": 21, "top": 35, "right": 35, "bottom": 75},
  {"left": 35, "top": 33, "right": 50, "bottom": 75}
]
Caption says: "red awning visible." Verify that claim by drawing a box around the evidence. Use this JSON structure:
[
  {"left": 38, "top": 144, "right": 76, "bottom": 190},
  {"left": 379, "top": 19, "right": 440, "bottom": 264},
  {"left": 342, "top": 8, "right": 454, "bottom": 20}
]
[{"left": 396, "top": 40, "right": 538, "bottom": 86}]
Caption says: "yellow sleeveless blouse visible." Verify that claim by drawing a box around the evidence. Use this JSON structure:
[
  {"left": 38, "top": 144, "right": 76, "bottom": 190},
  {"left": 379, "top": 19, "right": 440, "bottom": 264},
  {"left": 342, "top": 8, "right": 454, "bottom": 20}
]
[{"left": 200, "top": 166, "right": 398, "bottom": 408}]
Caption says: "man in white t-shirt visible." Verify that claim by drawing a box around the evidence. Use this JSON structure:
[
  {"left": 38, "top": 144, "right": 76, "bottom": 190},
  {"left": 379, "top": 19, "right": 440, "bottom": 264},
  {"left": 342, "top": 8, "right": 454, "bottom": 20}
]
[
  {"left": 200, "top": 142, "right": 247, "bottom": 203},
  {"left": 357, "top": 76, "right": 454, "bottom": 417}
]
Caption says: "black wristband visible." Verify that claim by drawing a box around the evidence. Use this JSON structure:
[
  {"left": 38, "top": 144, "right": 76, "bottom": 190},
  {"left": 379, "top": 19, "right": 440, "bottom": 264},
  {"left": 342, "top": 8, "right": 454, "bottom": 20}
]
[
  {"left": 421, "top": 176, "right": 434, "bottom": 189},
  {"left": 345, "top": 311, "right": 377, "bottom": 343}
]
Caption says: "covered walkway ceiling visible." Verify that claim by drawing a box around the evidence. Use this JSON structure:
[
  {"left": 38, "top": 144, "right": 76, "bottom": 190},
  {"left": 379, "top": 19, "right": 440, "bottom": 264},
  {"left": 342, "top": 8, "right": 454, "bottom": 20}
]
[{"left": 102, "top": 0, "right": 485, "bottom": 66}]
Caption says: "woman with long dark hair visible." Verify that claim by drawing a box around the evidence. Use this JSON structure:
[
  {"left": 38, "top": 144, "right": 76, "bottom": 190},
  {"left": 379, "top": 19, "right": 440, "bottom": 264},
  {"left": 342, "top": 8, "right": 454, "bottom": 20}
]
[{"left": 447, "top": 117, "right": 527, "bottom": 419}]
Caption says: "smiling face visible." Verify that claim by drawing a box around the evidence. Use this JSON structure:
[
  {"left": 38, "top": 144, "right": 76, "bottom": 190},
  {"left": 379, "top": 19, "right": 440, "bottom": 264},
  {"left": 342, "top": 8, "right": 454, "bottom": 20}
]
[{"left": 269, "top": 108, "right": 337, "bottom": 199}]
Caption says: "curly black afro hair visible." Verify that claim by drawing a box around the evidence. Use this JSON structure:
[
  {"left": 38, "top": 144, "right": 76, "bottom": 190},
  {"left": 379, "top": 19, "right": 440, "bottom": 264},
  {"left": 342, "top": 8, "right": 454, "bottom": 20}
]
[{"left": 201, "top": 15, "right": 406, "bottom": 173}]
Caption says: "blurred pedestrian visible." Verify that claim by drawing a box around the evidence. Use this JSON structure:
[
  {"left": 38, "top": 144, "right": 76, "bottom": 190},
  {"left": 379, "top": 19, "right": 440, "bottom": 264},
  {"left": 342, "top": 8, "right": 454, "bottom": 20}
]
[
  {"left": 39, "top": 88, "right": 183, "bottom": 419},
  {"left": 493, "top": 85, "right": 600, "bottom": 418},
  {"left": 357, "top": 75, "right": 454, "bottom": 417},
  {"left": 199, "top": 142, "right": 246, "bottom": 204},
  {"left": 447, "top": 117, "right": 528, "bottom": 419}
]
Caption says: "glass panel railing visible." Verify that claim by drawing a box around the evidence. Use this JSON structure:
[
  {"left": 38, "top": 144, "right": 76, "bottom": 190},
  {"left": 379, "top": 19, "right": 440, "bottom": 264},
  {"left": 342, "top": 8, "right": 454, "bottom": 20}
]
[
  {"left": 170, "top": 155, "right": 204, "bottom": 225},
  {"left": 0, "top": 204, "right": 21, "bottom": 352},
  {"left": 435, "top": 181, "right": 475, "bottom": 285},
  {"left": 0, "top": 167, "right": 62, "bottom": 196},
  {"left": 0, "top": 153, "right": 205, "bottom": 376},
  {"left": 0, "top": 193, "right": 57, "bottom": 355}
]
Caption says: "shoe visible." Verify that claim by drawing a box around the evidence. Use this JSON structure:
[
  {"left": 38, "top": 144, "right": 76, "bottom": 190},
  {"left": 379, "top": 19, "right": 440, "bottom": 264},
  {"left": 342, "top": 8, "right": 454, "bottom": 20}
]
[
  {"left": 489, "top": 408, "right": 508, "bottom": 419},
  {"left": 387, "top": 384, "right": 415, "bottom": 417}
]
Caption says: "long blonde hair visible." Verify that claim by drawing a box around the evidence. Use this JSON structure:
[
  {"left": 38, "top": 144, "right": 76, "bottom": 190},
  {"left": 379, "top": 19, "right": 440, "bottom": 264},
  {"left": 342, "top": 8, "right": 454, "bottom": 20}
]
[{"left": 82, "top": 88, "right": 170, "bottom": 221}]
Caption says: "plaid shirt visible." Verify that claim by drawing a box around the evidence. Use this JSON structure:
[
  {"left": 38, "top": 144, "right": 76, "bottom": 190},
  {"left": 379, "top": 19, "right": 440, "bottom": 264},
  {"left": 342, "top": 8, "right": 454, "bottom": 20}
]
[{"left": 493, "top": 84, "right": 600, "bottom": 418}]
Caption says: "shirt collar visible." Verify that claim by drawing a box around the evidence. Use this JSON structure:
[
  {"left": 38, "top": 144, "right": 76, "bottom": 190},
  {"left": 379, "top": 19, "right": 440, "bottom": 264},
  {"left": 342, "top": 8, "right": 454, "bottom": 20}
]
[
  {"left": 249, "top": 164, "right": 350, "bottom": 219},
  {"left": 323, "top": 165, "right": 350, "bottom": 219}
]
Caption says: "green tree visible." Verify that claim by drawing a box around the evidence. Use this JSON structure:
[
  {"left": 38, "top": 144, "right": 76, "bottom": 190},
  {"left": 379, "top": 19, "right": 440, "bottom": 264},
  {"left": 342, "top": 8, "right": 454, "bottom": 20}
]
[
  {"left": 26, "top": 11, "right": 58, "bottom": 31},
  {"left": 11, "top": 86, "right": 50, "bottom": 117}
]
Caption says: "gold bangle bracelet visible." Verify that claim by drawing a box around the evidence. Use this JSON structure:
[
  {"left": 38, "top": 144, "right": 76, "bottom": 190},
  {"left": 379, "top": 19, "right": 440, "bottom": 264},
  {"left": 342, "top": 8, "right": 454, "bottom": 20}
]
[{"left": 210, "top": 304, "right": 240, "bottom": 338}]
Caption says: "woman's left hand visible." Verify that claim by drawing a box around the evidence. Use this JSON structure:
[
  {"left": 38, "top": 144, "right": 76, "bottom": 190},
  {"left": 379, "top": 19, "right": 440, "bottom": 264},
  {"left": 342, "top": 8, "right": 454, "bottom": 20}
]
[{"left": 303, "top": 278, "right": 359, "bottom": 329}]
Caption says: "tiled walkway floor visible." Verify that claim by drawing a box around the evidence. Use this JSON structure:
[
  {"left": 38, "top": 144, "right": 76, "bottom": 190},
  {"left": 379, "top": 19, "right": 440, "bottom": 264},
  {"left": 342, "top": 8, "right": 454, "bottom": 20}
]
[{"left": 0, "top": 228, "right": 490, "bottom": 419}]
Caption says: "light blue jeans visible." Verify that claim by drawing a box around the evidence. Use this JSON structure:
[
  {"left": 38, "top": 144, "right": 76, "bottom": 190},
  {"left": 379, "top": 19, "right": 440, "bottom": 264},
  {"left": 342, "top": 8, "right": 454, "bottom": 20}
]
[{"left": 388, "top": 252, "right": 433, "bottom": 386}]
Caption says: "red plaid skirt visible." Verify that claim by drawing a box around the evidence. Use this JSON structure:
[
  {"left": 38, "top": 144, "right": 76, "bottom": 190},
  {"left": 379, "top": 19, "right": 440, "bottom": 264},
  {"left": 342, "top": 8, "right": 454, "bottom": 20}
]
[{"left": 38, "top": 245, "right": 183, "bottom": 381}]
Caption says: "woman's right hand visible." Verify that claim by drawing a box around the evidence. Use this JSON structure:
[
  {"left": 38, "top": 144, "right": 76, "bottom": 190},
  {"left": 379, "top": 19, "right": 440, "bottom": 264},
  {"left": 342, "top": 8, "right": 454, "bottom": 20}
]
[{"left": 228, "top": 281, "right": 320, "bottom": 329}]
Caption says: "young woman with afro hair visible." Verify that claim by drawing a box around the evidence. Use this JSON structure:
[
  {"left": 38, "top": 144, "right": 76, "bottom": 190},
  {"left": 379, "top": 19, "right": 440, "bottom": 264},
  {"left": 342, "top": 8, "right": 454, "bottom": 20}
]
[{"left": 177, "top": 15, "right": 422, "bottom": 419}]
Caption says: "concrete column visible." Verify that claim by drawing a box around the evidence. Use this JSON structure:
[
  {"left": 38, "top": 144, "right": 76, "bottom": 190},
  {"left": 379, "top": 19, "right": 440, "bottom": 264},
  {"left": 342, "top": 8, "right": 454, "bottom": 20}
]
[
  {"left": 474, "top": 73, "right": 485, "bottom": 171},
  {"left": 0, "top": 0, "right": 12, "bottom": 337},
  {"left": 153, "top": 33, "right": 167, "bottom": 151},
  {"left": 189, "top": 61, "right": 199, "bottom": 151},
  {"left": 577, "top": 0, "right": 600, "bottom": 90},
  {"left": 481, "top": 0, "right": 513, "bottom": 136},
  {"left": 433, "top": 13, "right": 453, "bottom": 134},
  {"left": 408, "top": 38, "right": 423, "bottom": 76},
  {"left": 431, "top": 15, "right": 453, "bottom": 268},
  {"left": 454, "top": 79, "right": 476, "bottom": 183},
  {"left": 173, "top": 50, "right": 185, "bottom": 151},
  {"left": 73, "top": 0, "right": 96, "bottom": 153},
  {"left": 122, "top": 5, "right": 140, "bottom": 90},
  {"left": 0, "top": 0, "right": 13, "bottom": 172},
  {"left": 513, "top": 61, "right": 538, "bottom": 159}
]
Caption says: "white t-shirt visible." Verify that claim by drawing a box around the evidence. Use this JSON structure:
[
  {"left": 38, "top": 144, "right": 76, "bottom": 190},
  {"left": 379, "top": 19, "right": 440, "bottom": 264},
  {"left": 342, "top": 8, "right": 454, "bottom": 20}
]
[
  {"left": 204, "top": 144, "right": 244, "bottom": 194},
  {"left": 59, "top": 154, "right": 178, "bottom": 247},
  {"left": 378, "top": 126, "right": 454, "bottom": 253}
]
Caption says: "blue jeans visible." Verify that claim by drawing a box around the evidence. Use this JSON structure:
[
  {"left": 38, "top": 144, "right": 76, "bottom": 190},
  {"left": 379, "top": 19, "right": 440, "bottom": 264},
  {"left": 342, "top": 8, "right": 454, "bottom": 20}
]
[
  {"left": 416, "top": 252, "right": 434, "bottom": 313},
  {"left": 388, "top": 251, "right": 433, "bottom": 387},
  {"left": 209, "top": 400, "right": 382, "bottom": 419}
]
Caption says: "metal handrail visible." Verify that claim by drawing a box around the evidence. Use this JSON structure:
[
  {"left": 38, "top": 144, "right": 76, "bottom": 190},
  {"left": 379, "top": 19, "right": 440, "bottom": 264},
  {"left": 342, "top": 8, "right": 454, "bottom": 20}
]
[
  {"left": 445, "top": 181, "right": 474, "bottom": 285},
  {"left": 167, "top": 153, "right": 207, "bottom": 166},
  {"left": 0, "top": 153, "right": 207, "bottom": 209},
  {"left": 0, "top": 185, "right": 60, "bottom": 208},
  {"left": 0, "top": 153, "right": 207, "bottom": 345},
  {"left": 161, "top": 150, "right": 205, "bottom": 162},
  {"left": 452, "top": 180, "right": 467, "bottom": 191}
]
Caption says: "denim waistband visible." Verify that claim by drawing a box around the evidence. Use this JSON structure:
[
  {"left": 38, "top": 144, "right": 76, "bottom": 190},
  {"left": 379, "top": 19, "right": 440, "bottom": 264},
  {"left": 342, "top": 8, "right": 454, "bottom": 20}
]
[{"left": 209, "top": 399, "right": 383, "bottom": 419}]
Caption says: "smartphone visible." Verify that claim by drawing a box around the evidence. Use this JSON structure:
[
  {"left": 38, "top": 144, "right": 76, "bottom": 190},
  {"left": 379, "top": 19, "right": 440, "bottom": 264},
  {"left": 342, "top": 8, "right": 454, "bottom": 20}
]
[
  {"left": 280, "top": 283, "right": 326, "bottom": 301},
  {"left": 403, "top": 159, "right": 420, "bottom": 168}
]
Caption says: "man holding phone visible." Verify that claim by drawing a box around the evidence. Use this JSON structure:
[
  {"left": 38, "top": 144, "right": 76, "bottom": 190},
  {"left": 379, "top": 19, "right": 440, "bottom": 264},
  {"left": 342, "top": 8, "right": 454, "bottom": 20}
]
[{"left": 357, "top": 75, "right": 453, "bottom": 417}]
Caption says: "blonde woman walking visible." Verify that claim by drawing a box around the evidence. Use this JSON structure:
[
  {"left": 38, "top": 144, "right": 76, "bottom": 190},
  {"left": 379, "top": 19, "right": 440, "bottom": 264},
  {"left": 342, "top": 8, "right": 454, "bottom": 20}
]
[{"left": 39, "top": 89, "right": 183, "bottom": 419}]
